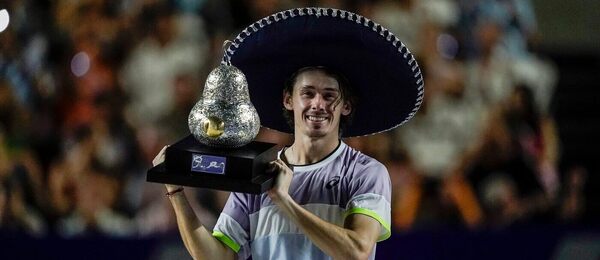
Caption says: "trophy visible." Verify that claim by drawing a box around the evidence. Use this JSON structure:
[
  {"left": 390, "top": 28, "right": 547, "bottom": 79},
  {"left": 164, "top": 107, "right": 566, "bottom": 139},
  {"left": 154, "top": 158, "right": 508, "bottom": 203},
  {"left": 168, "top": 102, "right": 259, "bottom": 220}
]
[{"left": 147, "top": 64, "right": 280, "bottom": 194}]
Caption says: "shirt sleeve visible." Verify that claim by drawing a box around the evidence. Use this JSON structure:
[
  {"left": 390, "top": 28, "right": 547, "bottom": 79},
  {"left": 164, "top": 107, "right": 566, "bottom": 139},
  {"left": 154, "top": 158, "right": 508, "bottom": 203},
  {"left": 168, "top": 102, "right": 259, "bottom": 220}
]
[
  {"left": 344, "top": 159, "right": 392, "bottom": 241},
  {"left": 213, "top": 192, "right": 252, "bottom": 259}
]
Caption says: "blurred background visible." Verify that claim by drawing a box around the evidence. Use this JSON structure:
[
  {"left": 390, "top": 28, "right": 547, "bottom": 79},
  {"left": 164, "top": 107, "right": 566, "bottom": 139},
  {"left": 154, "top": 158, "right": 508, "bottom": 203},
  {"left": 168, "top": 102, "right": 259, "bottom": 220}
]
[{"left": 0, "top": 0, "right": 599, "bottom": 259}]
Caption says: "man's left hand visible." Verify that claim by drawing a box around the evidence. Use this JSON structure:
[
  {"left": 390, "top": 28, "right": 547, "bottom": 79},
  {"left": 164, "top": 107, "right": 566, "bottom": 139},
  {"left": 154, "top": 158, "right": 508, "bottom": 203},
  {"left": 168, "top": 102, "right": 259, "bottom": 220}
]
[{"left": 267, "top": 159, "right": 293, "bottom": 203}]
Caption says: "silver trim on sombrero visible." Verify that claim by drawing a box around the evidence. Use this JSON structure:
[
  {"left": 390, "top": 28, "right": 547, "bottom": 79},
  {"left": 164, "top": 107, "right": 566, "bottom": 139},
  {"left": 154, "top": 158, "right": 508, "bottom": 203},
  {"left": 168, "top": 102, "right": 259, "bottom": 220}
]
[{"left": 222, "top": 7, "right": 425, "bottom": 137}]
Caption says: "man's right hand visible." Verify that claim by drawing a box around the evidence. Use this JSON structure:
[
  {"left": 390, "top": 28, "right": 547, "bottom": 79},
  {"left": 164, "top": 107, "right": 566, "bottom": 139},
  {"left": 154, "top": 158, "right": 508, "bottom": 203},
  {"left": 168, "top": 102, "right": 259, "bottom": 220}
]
[
  {"left": 152, "top": 145, "right": 167, "bottom": 167},
  {"left": 152, "top": 146, "right": 180, "bottom": 192}
]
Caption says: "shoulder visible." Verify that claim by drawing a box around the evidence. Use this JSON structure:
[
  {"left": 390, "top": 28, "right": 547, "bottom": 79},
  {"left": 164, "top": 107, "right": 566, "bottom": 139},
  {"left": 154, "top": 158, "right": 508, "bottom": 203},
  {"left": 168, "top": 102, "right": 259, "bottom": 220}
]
[
  {"left": 341, "top": 143, "right": 388, "bottom": 174},
  {"left": 338, "top": 144, "right": 389, "bottom": 189}
]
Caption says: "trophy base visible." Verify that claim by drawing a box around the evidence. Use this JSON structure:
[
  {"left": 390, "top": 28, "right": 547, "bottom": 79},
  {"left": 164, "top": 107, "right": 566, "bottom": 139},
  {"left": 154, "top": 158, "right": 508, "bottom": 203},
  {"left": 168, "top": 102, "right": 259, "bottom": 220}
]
[
  {"left": 148, "top": 163, "right": 276, "bottom": 194},
  {"left": 147, "top": 135, "right": 281, "bottom": 194}
]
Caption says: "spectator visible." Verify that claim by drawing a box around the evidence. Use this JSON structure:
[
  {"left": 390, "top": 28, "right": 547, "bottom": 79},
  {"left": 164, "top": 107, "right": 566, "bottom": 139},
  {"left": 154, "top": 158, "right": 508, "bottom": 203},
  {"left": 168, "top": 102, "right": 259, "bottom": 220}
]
[
  {"left": 447, "top": 85, "right": 559, "bottom": 227},
  {"left": 120, "top": 2, "right": 208, "bottom": 129}
]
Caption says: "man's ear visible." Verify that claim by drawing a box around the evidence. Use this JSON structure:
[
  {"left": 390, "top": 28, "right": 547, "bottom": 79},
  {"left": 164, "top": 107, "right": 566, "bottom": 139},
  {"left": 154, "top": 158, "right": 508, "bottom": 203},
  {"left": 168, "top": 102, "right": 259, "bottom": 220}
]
[
  {"left": 283, "top": 91, "right": 293, "bottom": 110},
  {"left": 341, "top": 101, "right": 351, "bottom": 116}
]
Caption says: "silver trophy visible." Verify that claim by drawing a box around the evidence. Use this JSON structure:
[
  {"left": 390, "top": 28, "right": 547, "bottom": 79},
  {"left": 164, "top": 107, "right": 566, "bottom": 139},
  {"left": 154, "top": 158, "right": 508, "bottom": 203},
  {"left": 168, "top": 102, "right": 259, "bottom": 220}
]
[
  {"left": 147, "top": 65, "right": 280, "bottom": 194},
  {"left": 188, "top": 64, "right": 260, "bottom": 147}
]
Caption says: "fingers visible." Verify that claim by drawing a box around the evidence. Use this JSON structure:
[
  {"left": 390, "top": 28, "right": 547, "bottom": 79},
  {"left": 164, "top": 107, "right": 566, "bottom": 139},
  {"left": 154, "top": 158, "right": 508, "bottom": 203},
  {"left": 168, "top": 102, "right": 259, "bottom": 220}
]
[
  {"left": 152, "top": 145, "right": 169, "bottom": 166},
  {"left": 269, "top": 159, "right": 284, "bottom": 169},
  {"left": 267, "top": 161, "right": 279, "bottom": 172},
  {"left": 268, "top": 159, "right": 291, "bottom": 172}
]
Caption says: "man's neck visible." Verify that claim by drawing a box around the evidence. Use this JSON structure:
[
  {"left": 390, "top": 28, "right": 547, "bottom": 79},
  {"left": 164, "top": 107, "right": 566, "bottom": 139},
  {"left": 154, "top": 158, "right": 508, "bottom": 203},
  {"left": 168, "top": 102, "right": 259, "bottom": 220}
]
[{"left": 285, "top": 134, "right": 340, "bottom": 165}]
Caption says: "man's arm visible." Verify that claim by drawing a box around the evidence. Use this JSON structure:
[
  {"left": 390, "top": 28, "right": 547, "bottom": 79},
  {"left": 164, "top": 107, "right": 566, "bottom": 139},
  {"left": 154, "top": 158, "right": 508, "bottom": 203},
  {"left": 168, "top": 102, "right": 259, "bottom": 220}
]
[
  {"left": 154, "top": 146, "right": 236, "bottom": 260},
  {"left": 268, "top": 159, "right": 382, "bottom": 260}
]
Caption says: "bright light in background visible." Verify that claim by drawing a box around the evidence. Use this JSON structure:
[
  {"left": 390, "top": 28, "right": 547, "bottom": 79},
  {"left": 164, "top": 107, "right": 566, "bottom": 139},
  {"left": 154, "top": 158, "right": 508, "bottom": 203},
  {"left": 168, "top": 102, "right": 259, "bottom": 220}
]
[
  {"left": 71, "top": 52, "right": 91, "bottom": 77},
  {"left": 437, "top": 33, "right": 459, "bottom": 60},
  {"left": 0, "top": 9, "right": 9, "bottom": 33}
]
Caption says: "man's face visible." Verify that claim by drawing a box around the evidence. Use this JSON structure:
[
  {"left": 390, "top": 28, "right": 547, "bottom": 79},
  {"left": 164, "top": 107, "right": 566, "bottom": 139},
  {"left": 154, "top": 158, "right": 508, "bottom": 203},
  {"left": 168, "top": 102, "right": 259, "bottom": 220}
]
[{"left": 283, "top": 70, "right": 351, "bottom": 138}]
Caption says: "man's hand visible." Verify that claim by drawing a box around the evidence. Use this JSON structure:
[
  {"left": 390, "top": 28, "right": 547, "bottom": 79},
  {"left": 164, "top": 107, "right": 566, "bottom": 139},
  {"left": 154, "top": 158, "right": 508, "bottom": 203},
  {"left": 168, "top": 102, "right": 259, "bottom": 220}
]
[
  {"left": 152, "top": 145, "right": 167, "bottom": 167},
  {"left": 267, "top": 159, "right": 293, "bottom": 203},
  {"left": 152, "top": 145, "right": 180, "bottom": 192}
]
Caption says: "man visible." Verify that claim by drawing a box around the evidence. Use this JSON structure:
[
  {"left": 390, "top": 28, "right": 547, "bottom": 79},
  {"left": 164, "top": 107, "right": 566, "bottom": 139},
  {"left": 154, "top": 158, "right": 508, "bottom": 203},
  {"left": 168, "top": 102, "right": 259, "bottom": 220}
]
[
  {"left": 155, "top": 7, "right": 423, "bottom": 260},
  {"left": 155, "top": 66, "right": 390, "bottom": 259}
]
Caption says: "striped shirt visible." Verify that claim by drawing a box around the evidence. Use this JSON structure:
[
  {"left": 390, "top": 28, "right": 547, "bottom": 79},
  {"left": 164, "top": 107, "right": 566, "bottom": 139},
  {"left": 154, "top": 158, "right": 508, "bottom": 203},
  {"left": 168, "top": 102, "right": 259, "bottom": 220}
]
[{"left": 213, "top": 141, "right": 392, "bottom": 259}]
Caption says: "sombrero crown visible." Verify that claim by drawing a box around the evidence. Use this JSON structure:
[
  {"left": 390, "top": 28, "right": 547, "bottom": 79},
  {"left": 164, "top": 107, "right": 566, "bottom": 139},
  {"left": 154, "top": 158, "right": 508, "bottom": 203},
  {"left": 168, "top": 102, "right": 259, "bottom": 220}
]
[{"left": 223, "top": 7, "right": 424, "bottom": 138}]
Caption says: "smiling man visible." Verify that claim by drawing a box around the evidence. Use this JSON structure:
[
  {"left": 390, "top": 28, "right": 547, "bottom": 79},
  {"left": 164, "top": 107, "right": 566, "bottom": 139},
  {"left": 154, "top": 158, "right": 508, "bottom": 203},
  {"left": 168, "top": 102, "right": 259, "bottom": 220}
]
[
  {"left": 258, "top": 66, "right": 389, "bottom": 259},
  {"left": 155, "top": 7, "right": 424, "bottom": 260}
]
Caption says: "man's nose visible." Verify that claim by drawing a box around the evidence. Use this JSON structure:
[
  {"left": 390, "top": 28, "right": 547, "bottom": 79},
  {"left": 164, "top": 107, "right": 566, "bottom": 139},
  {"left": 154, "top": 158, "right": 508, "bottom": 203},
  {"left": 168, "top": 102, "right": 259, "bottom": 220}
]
[{"left": 311, "top": 94, "right": 326, "bottom": 110}]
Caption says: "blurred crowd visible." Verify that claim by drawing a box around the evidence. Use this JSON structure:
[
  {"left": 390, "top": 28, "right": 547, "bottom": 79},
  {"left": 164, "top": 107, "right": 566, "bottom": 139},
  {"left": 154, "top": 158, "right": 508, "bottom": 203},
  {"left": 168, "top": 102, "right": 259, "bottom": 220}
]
[{"left": 0, "top": 0, "right": 590, "bottom": 239}]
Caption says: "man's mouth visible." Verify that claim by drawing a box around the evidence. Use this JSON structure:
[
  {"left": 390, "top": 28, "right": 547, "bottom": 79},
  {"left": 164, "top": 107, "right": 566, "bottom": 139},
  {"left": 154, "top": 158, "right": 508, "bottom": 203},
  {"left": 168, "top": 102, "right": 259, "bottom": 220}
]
[{"left": 306, "top": 115, "right": 328, "bottom": 122}]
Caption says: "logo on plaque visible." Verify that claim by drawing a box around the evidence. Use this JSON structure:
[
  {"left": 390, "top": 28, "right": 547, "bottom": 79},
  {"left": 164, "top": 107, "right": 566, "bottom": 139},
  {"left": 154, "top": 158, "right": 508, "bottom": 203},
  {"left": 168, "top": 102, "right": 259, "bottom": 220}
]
[{"left": 191, "top": 154, "right": 226, "bottom": 175}]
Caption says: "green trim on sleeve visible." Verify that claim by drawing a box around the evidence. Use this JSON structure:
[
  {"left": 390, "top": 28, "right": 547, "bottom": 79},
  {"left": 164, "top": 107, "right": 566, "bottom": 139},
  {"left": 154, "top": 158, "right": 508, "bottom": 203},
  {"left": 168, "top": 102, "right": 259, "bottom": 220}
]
[
  {"left": 344, "top": 208, "right": 392, "bottom": 242},
  {"left": 212, "top": 231, "right": 241, "bottom": 253}
]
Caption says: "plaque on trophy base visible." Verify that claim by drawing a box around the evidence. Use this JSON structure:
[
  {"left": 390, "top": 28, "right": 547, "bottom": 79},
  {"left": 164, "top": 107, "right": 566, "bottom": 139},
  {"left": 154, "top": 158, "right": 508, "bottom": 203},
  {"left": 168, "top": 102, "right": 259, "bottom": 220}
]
[{"left": 147, "top": 135, "right": 280, "bottom": 194}]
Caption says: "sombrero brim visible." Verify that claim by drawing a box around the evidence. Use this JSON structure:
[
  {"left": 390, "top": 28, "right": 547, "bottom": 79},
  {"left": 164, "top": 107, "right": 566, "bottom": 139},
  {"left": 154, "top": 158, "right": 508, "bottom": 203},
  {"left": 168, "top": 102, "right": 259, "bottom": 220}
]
[{"left": 224, "top": 7, "right": 424, "bottom": 138}]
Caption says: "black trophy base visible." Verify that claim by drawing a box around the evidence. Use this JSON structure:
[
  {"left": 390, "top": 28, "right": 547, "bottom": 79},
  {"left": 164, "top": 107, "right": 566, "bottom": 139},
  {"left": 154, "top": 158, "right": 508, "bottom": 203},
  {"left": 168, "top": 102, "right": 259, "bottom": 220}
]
[{"left": 147, "top": 135, "right": 280, "bottom": 194}]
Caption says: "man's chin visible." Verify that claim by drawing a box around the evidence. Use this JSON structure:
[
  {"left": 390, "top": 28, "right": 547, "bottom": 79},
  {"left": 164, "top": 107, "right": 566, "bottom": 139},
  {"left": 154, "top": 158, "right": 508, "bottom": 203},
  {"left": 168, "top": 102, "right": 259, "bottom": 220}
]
[
  {"left": 302, "top": 127, "right": 328, "bottom": 138},
  {"left": 307, "top": 133, "right": 327, "bottom": 138}
]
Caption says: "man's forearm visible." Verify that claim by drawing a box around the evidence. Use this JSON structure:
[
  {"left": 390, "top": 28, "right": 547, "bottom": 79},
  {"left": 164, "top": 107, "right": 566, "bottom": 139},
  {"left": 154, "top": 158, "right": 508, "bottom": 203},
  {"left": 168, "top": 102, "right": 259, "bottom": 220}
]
[
  {"left": 168, "top": 192, "right": 236, "bottom": 260},
  {"left": 273, "top": 194, "right": 377, "bottom": 260}
]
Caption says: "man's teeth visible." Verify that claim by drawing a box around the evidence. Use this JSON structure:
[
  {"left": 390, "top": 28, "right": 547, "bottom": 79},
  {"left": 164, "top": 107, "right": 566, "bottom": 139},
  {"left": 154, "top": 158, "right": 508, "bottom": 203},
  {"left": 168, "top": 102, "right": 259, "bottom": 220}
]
[{"left": 307, "top": 116, "right": 327, "bottom": 122}]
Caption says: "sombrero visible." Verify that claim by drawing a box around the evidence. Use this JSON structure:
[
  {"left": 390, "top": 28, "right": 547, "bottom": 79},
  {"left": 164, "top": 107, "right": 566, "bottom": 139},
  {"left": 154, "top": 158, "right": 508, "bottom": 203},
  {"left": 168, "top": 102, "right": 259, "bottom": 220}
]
[{"left": 223, "top": 7, "right": 424, "bottom": 138}]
